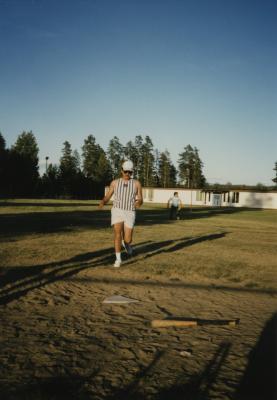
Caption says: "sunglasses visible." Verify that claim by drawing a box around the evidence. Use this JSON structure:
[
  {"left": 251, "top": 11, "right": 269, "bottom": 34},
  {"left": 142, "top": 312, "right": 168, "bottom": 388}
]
[{"left": 123, "top": 170, "right": 133, "bottom": 174}]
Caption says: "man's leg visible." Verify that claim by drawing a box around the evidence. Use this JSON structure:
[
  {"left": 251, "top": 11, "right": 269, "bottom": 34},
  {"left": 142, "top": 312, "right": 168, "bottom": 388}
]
[
  {"left": 171, "top": 206, "right": 177, "bottom": 220},
  {"left": 123, "top": 225, "right": 134, "bottom": 255},
  {"left": 113, "top": 222, "right": 124, "bottom": 266}
]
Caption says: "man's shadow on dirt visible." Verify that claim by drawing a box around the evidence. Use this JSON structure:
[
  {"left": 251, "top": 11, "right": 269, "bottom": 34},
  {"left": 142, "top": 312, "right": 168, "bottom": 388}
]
[
  {"left": 2, "top": 313, "right": 276, "bottom": 400},
  {"left": 106, "top": 311, "right": 276, "bottom": 400},
  {"left": 0, "top": 342, "right": 232, "bottom": 400},
  {"left": 0, "top": 372, "right": 98, "bottom": 400},
  {"left": 107, "top": 341, "right": 232, "bottom": 400},
  {"left": 0, "top": 233, "right": 227, "bottom": 305},
  {"left": 126, "top": 232, "right": 227, "bottom": 265},
  {"left": 235, "top": 312, "right": 277, "bottom": 400}
]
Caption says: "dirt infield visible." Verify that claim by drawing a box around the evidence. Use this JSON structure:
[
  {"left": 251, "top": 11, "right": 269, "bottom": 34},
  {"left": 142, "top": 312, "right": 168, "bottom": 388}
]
[{"left": 1, "top": 261, "right": 276, "bottom": 400}]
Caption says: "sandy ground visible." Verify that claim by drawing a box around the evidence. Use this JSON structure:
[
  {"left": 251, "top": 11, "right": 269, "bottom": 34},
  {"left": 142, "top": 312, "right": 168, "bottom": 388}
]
[{"left": 0, "top": 258, "right": 276, "bottom": 400}]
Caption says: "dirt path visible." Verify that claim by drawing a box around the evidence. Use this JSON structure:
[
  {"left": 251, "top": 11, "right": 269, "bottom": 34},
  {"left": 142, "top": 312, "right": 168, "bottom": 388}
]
[{"left": 1, "top": 264, "right": 276, "bottom": 400}]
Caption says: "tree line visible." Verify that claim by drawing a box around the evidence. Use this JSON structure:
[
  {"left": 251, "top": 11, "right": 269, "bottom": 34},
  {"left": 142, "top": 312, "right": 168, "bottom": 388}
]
[
  {"left": 0, "top": 131, "right": 207, "bottom": 198},
  {"left": 0, "top": 131, "right": 276, "bottom": 198}
]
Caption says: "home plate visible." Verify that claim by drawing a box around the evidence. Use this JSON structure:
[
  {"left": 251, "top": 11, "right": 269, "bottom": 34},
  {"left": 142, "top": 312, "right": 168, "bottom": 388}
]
[{"left": 103, "top": 295, "right": 139, "bottom": 304}]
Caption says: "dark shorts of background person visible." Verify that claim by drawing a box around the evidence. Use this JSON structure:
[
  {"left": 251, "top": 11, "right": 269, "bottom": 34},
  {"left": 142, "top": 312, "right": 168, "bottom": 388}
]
[{"left": 170, "top": 205, "right": 179, "bottom": 220}]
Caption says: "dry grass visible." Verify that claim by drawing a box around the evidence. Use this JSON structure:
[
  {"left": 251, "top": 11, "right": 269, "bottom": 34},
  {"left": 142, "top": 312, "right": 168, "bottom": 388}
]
[{"left": 0, "top": 199, "right": 276, "bottom": 291}]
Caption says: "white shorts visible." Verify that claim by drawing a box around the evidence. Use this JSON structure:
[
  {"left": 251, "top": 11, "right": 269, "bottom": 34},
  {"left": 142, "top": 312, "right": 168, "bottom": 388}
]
[{"left": 111, "top": 207, "right": 136, "bottom": 229}]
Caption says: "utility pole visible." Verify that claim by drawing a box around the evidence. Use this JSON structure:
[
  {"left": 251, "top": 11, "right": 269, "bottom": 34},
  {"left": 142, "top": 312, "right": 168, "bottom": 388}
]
[{"left": 45, "top": 156, "right": 49, "bottom": 173}]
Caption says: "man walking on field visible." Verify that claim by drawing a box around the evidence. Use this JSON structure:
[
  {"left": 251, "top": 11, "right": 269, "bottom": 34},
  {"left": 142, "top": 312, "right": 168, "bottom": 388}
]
[
  {"left": 167, "top": 191, "right": 183, "bottom": 220},
  {"left": 98, "top": 160, "right": 143, "bottom": 267}
]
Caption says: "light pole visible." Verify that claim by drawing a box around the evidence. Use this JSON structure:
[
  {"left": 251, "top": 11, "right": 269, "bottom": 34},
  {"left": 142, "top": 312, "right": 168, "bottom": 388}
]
[{"left": 45, "top": 156, "right": 49, "bottom": 173}]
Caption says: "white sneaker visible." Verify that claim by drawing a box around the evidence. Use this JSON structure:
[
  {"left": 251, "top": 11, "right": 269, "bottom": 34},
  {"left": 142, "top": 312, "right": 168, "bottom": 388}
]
[
  {"left": 122, "top": 240, "right": 133, "bottom": 256},
  {"left": 113, "top": 260, "right": 121, "bottom": 268}
]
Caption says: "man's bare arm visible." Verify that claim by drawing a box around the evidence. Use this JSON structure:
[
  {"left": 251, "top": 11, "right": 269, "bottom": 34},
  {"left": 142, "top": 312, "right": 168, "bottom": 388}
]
[
  {"left": 98, "top": 181, "right": 115, "bottom": 209},
  {"left": 135, "top": 181, "right": 143, "bottom": 208}
]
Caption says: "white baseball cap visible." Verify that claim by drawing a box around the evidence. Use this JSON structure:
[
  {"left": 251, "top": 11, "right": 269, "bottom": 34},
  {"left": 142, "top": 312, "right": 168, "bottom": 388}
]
[{"left": 122, "top": 160, "right": 134, "bottom": 171}]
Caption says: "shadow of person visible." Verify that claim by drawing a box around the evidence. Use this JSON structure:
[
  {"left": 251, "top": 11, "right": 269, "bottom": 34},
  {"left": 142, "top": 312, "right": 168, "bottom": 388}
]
[
  {"left": 0, "top": 233, "right": 227, "bottom": 306},
  {"left": 107, "top": 342, "right": 231, "bottom": 400},
  {"left": 126, "top": 232, "right": 228, "bottom": 266},
  {"left": 235, "top": 312, "right": 277, "bottom": 400},
  {"left": 157, "top": 341, "right": 231, "bottom": 400},
  {"left": 0, "top": 239, "right": 154, "bottom": 305},
  {"left": 107, "top": 350, "right": 165, "bottom": 400},
  {"left": 0, "top": 373, "right": 96, "bottom": 400}
]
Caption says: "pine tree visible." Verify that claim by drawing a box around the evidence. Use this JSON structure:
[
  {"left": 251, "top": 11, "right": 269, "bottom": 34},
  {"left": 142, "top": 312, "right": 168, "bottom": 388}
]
[
  {"left": 107, "top": 136, "right": 124, "bottom": 178},
  {"left": 41, "top": 164, "right": 60, "bottom": 197},
  {"left": 73, "top": 150, "right": 81, "bottom": 172},
  {"left": 82, "top": 135, "right": 111, "bottom": 183},
  {"left": 159, "top": 150, "right": 171, "bottom": 188},
  {"left": 178, "top": 145, "right": 205, "bottom": 188},
  {"left": 10, "top": 131, "right": 40, "bottom": 196},
  {"left": 0, "top": 132, "right": 8, "bottom": 195},
  {"left": 12, "top": 131, "right": 39, "bottom": 162},
  {"left": 192, "top": 148, "right": 206, "bottom": 188},
  {"left": 153, "top": 149, "right": 160, "bottom": 187},
  {"left": 60, "top": 141, "right": 78, "bottom": 176},
  {"left": 158, "top": 150, "right": 177, "bottom": 188},
  {"left": 272, "top": 162, "right": 277, "bottom": 186},
  {"left": 0, "top": 132, "right": 6, "bottom": 153},
  {"left": 134, "top": 135, "right": 144, "bottom": 180},
  {"left": 59, "top": 141, "right": 79, "bottom": 196},
  {"left": 95, "top": 151, "right": 111, "bottom": 185},
  {"left": 124, "top": 140, "right": 136, "bottom": 162},
  {"left": 82, "top": 135, "right": 99, "bottom": 179},
  {"left": 178, "top": 144, "right": 195, "bottom": 188},
  {"left": 82, "top": 135, "right": 111, "bottom": 197},
  {"left": 169, "top": 163, "right": 177, "bottom": 187},
  {"left": 140, "top": 136, "right": 155, "bottom": 186}
]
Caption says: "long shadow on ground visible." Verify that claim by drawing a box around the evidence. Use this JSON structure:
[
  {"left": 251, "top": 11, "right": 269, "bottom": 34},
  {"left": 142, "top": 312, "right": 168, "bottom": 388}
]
[
  {"left": 108, "top": 341, "right": 231, "bottom": 400},
  {"left": 0, "top": 234, "right": 223, "bottom": 304},
  {"left": 0, "top": 210, "right": 111, "bottom": 239},
  {"left": 0, "top": 372, "right": 98, "bottom": 400},
  {"left": 176, "top": 207, "right": 263, "bottom": 221},
  {"left": 1, "top": 232, "right": 276, "bottom": 306},
  {"left": 0, "top": 201, "right": 97, "bottom": 208},
  {"left": 0, "top": 205, "right": 260, "bottom": 239},
  {"left": 235, "top": 312, "right": 277, "bottom": 400},
  {"left": 2, "top": 316, "right": 275, "bottom": 400},
  {"left": 1, "top": 316, "right": 276, "bottom": 399}
]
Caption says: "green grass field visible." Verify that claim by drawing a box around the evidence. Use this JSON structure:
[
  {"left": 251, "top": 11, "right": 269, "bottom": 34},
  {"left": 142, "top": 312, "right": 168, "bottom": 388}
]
[{"left": 1, "top": 199, "right": 276, "bottom": 292}]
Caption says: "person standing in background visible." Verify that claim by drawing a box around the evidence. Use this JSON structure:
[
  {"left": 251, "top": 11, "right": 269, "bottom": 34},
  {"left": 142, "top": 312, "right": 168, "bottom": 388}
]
[{"left": 167, "top": 192, "right": 183, "bottom": 220}]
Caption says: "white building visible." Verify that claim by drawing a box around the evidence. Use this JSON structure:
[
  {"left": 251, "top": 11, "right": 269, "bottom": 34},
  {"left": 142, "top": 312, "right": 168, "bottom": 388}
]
[{"left": 142, "top": 187, "right": 277, "bottom": 209}]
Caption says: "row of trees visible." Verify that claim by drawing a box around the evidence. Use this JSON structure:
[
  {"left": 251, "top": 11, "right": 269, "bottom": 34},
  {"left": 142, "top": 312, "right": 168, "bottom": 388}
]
[
  {"left": 1, "top": 130, "right": 276, "bottom": 198},
  {"left": 0, "top": 131, "right": 206, "bottom": 198}
]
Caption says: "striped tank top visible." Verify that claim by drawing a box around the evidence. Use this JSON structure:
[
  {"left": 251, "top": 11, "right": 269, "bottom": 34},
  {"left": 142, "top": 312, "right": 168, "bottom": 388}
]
[{"left": 113, "top": 178, "right": 137, "bottom": 211}]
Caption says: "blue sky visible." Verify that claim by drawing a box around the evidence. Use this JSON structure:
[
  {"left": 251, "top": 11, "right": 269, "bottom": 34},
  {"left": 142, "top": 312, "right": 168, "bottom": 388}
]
[{"left": 0, "top": 0, "right": 276, "bottom": 185}]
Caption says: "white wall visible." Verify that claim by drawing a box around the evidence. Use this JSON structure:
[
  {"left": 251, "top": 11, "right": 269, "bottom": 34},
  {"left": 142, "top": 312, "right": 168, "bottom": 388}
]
[
  {"left": 143, "top": 188, "right": 196, "bottom": 206},
  {"left": 105, "top": 186, "right": 277, "bottom": 209},
  {"left": 229, "top": 191, "right": 277, "bottom": 209},
  {"left": 142, "top": 188, "right": 277, "bottom": 209}
]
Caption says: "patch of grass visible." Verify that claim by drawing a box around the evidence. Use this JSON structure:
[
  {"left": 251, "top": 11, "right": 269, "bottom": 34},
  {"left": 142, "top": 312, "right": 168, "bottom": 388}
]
[{"left": 0, "top": 199, "right": 276, "bottom": 292}]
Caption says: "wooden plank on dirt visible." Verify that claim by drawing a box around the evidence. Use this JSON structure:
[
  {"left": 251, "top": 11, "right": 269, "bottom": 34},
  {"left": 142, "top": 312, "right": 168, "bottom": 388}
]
[
  {"left": 151, "top": 318, "right": 239, "bottom": 328},
  {"left": 151, "top": 320, "right": 197, "bottom": 328}
]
